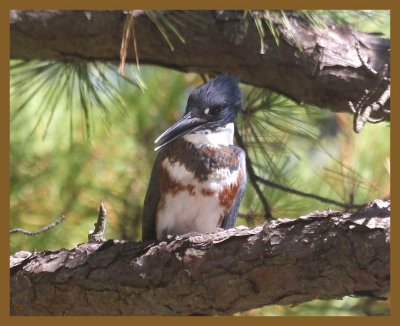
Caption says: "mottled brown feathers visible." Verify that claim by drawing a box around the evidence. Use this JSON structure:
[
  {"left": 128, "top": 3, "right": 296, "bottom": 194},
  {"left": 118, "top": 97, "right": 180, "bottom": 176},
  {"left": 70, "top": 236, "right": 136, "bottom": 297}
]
[
  {"left": 159, "top": 164, "right": 196, "bottom": 196},
  {"left": 160, "top": 138, "right": 241, "bottom": 182}
]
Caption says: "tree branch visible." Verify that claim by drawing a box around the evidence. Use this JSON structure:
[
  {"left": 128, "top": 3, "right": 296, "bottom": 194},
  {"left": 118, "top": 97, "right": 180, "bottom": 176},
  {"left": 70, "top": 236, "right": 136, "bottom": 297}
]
[
  {"left": 10, "top": 10, "right": 390, "bottom": 116},
  {"left": 10, "top": 199, "right": 390, "bottom": 316}
]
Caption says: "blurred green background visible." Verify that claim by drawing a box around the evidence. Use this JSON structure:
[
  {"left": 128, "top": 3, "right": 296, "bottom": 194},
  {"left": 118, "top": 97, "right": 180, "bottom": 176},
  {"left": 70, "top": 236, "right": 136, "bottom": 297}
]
[{"left": 10, "top": 10, "right": 390, "bottom": 316}]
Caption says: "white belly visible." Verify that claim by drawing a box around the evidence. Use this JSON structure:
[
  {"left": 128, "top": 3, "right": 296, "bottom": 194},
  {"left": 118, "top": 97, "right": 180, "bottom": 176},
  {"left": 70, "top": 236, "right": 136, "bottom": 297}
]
[{"left": 156, "top": 157, "right": 239, "bottom": 240}]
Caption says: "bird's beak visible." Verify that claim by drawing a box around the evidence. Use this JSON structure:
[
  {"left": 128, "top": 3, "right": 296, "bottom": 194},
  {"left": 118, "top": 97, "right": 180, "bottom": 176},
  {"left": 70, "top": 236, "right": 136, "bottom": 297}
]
[{"left": 154, "top": 112, "right": 206, "bottom": 151}]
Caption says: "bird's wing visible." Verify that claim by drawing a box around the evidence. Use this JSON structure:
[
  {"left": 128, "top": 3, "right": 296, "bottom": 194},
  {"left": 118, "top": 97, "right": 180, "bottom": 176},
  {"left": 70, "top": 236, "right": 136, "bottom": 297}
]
[
  {"left": 141, "top": 153, "right": 163, "bottom": 241},
  {"left": 222, "top": 147, "right": 247, "bottom": 229}
]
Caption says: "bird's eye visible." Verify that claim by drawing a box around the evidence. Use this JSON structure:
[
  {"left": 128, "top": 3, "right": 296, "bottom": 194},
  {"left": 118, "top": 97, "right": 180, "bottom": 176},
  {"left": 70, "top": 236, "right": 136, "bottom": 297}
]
[{"left": 204, "top": 105, "right": 221, "bottom": 116}]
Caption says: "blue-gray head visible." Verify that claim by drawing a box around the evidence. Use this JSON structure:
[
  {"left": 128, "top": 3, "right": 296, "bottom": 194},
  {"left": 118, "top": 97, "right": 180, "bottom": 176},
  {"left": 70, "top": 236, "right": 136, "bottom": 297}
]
[{"left": 154, "top": 75, "right": 243, "bottom": 150}]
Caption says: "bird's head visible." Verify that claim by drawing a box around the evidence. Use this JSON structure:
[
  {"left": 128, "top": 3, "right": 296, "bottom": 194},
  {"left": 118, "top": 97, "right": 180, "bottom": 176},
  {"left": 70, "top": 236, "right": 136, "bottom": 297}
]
[{"left": 154, "top": 75, "right": 243, "bottom": 151}]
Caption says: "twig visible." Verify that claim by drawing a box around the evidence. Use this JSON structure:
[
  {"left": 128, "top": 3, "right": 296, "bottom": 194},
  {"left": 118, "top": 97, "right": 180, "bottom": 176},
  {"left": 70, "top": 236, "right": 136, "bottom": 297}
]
[
  {"left": 88, "top": 203, "right": 107, "bottom": 243},
  {"left": 10, "top": 215, "right": 66, "bottom": 236},
  {"left": 234, "top": 127, "right": 273, "bottom": 219},
  {"left": 255, "top": 175, "right": 362, "bottom": 209}
]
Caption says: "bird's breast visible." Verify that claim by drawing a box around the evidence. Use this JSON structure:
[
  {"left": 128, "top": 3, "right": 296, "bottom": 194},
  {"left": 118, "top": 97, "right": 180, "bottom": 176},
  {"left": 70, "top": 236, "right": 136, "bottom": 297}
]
[{"left": 155, "top": 142, "right": 243, "bottom": 240}]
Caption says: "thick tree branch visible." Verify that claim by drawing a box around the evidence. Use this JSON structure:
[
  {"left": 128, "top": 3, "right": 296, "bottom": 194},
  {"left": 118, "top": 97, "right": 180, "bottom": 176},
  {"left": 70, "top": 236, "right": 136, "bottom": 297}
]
[
  {"left": 10, "top": 10, "right": 390, "bottom": 116},
  {"left": 10, "top": 199, "right": 390, "bottom": 316}
]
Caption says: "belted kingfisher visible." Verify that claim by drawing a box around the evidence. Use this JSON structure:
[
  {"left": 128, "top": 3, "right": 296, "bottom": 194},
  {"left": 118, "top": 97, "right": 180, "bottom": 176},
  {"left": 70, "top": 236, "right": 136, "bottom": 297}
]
[{"left": 142, "top": 75, "right": 247, "bottom": 241}]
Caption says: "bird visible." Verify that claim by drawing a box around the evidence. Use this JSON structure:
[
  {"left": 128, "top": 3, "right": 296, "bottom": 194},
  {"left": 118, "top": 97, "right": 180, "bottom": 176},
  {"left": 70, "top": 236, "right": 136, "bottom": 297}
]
[{"left": 141, "top": 75, "right": 247, "bottom": 241}]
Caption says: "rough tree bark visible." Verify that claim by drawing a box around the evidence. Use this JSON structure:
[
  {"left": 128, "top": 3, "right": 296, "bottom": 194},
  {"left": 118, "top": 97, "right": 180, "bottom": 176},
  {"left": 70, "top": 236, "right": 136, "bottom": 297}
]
[
  {"left": 10, "top": 10, "right": 390, "bottom": 116},
  {"left": 10, "top": 200, "right": 390, "bottom": 316}
]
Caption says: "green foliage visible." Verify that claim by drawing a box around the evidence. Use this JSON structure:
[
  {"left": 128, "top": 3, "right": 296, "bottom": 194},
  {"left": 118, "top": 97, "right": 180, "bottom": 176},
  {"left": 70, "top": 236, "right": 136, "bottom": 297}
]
[{"left": 11, "top": 60, "right": 142, "bottom": 141}]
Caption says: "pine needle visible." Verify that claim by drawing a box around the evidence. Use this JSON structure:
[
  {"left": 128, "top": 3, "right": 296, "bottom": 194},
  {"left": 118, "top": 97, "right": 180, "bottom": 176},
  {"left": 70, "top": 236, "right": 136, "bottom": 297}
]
[{"left": 10, "top": 60, "right": 141, "bottom": 141}]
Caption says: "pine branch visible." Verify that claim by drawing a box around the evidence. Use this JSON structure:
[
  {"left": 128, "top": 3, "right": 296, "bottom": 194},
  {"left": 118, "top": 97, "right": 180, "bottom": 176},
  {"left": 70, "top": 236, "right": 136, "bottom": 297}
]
[
  {"left": 10, "top": 10, "right": 390, "bottom": 115},
  {"left": 235, "top": 122, "right": 363, "bottom": 211}
]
